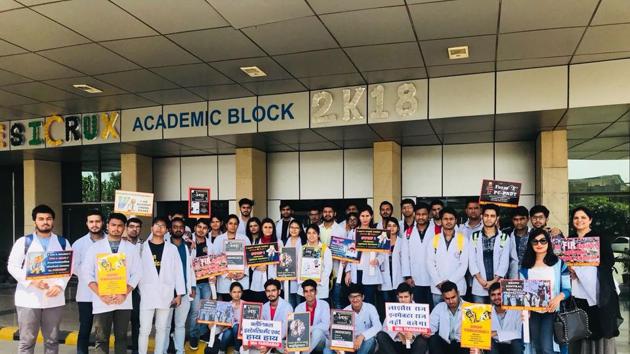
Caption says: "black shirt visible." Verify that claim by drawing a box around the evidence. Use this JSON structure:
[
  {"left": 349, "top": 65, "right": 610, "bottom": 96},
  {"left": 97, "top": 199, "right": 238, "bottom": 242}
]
[
  {"left": 149, "top": 241, "right": 165, "bottom": 274},
  {"left": 195, "top": 240, "right": 210, "bottom": 284}
]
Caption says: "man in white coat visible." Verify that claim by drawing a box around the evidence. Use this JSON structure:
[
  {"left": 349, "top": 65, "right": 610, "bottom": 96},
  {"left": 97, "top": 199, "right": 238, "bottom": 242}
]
[
  {"left": 427, "top": 281, "right": 468, "bottom": 354},
  {"left": 406, "top": 203, "right": 433, "bottom": 307},
  {"left": 83, "top": 213, "right": 142, "bottom": 354},
  {"left": 489, "top": 282, "right": 523, "bottom": 354},
  {"left": 8, "top": 204, "right": 72, "bottom": 354},
  {"left": 295, "top": 279, "right": 330, "bottom": 353},
  {"left": 276, "top": 202, "right": 294, "bottom": 244},
  {"left": 137, "top": 217, "right": 186, "bottom": 354},
  {"left": 72, "top": 209, "right": 105, "bottom": 354}
]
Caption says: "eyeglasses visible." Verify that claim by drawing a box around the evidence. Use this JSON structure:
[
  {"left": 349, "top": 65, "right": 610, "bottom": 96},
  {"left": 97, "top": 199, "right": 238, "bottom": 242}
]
[{"left": 530, "top": 239, "right": 548, "bottom": 245}]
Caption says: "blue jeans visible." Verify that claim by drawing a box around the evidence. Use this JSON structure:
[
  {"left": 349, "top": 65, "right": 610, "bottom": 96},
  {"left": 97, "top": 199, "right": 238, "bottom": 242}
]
[
  {"left": 189, "top": 283, "right": 212, "bottom": 340},
  {"left": 219, "top": 324, "right": 241, "bottom": 351},
  {"left": 324, "top": 336, "right": 376, "bottom": 354},
  {"left": 331, "top": 282, "right": 346, "bottom": 309},
  {"left": 472, "top": 295, "right": 490, "bottom": 304},
  {"left": 165, "top": 296, "right": 191, "bottom": 354},
  {"left": 432, "top": 293, "right": 444, "bottom": 306},
  {"left": 529, "top": 312, "right": 555, "bottom": 354}
]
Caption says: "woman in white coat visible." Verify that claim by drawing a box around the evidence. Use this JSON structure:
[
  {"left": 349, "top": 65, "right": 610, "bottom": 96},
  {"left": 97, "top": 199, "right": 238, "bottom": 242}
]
[
  {"left": 297, "top": 224, "right": 333, "bottom": 300},
  {"left": 212, "top": 214, "right": 251, "bottom": 301},
  {"left": 248, "top": 218, "right": 279, "bottom": 303},
  {"left": 379, "top": 217, "right": 410, "bottom": 307},
  {"left": 283, "top": 219, "right": 305, "bottom": 308}
]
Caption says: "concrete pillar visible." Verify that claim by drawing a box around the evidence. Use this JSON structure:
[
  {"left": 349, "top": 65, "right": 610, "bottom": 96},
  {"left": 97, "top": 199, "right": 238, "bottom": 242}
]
[
  {"left": 373, "top": 141, "right": 402, "bottom": 220},
  {"left": 121, "top": 153, "right": 153, "bottom": 228},
  {"left": 235, "top": 148, "right": 267, "bottom": 217},
  {"left": 536, "top": 130, "right": 569, "bottom": 232},
  {"left": 23, "top": 160, "right": 62, "bottom": 235}
]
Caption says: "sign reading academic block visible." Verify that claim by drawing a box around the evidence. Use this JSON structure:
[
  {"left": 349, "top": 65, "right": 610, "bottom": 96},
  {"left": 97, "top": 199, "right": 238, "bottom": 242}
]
[
  {"left": 552, "top": 237, "right": 600, "bottom": 266},
  {"left": 239, "top": 302, "right": 263, "bottom": 340},
  {"left": 330, "top": 310, "right": 355, "bottom": 352},
  {"left": 197, "top": 300, "right": 234, "bottom": 326},
  {"left": 501, "top": 279, "right": 552, "bottom": 312},
  {"left": 193, "top": 254, "right": 228, "bottom": 280},
  {"left": 461, "top": 303, "right": 492, "bottom": 350},
  {"left": 384, "top": 302, "right": 430, "bottom": 335},
  {"left": 188, "top": 187, "right": 211, "bottom": 218},
  {"left": 287, "top": 312, "right": 310, "bottom": 352},
  {"left": 26, "top": 250, "right": 73, "bottom": 280},
  {"left": 329, "top": 236, "right": 359, "bottom": 263},
  {"left": 276, "top": 247, "right": 298, "bottom": 281},
  {"left": 114, "top": 190, "right": 154, "bottom": 217},
  {"left": 242, "top": 319, "right": 282, "bottom": 348},
  {"left": 479, "top": 179, "right": 521, "bottom": 208},
  {"left": 96, "top": 253, "right": 127, "bottom": 296},
  {"left": 355, "top": 229, "right": 391, "bottom": 253},
  {"left": 245, "top": 243, "right": 280, "bottom": 267}
]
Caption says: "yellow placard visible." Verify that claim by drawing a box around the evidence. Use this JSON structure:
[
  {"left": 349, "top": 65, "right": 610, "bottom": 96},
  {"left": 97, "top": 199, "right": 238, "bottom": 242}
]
[
  {"left": 461, "top": 303, "right": 492, "bottom": 350},
  {"left": 96, "top": 253, "right": 127, "bottom": 296}
]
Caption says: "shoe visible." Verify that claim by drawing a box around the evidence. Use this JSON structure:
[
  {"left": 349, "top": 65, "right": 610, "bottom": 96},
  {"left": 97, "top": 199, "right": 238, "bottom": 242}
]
[
  {"left": 189, "top": 337, "right": 199, "bottom": 350},
  {"left": 200, "top": 332, "right": 210, "bottom": 343}
]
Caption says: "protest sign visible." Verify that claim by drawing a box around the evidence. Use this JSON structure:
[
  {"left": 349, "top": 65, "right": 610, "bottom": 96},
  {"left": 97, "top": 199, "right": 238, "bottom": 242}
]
[
  {"left": 461, "top": 303, "right": 492, "bottom": 350},
  {"left": 114, "top": 190, "right": 153, "bottom": 216},
  {"left": 479, "top": 179, "right": 521, "bottom": 208},
  {"left": 300, "top": 246, "right": 322, "bottom": 282},
  {"left": 355, "top": 229, "right": 390, "bottom": 253},
  {"left": 26, "top": 250, "right": 73, "bottom": 280},
  {"left": 96, "top": 253, "right": 127, "bottom": 296},
  {"left": 552, "top": 237, "right": 600, "bottom": 266},
  {"left": 276, "top": 247, "right": 298, "bottom": 281},
  {"left": 329, "top": 236, "right": 359, "bottom": 263},
  {"left": 246, "top": 243, "right": 280, "bottom": 267},
  {"left": 242, "top": 319, "right": 282, "bottom": 348},
  {"left": 239, "top": 302, "right": 263, "bottom": 340},
  {"left": 197, "top": 300, "right": 234, "bottom": 326},
  {"left": 224, "top": 239, "right": 246, "bottom": 272},
  {"left": 188, "top": 187, "right": 211, "bottom": 218},
  {"left": 192, "top": 254, "right": 228, "bottom": 280},
  {"left": 330, "top": 310, "right": 355, "bottom": 352},
  {"left": 501, "top": 279, "right": 552, "bottom": 311},
  {"left": 384, "top": 302, "right": 430, "bottom": 335},
  {"left": 287, "top": 312, "right": 310, "bottom": 352}
]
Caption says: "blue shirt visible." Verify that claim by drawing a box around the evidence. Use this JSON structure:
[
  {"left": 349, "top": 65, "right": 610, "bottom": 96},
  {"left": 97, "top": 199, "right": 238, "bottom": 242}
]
[{"left": 36, "top": 235, "right": 50, "bottom": 252}]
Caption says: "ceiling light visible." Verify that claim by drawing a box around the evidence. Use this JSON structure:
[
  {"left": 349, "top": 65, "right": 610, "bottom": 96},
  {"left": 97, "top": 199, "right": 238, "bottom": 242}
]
[
  {"left": 448, "top": 46, "right": 469, "bottom": 60},
  {"left": 73, "top": 84, "right": 103, "bottom": 94},
  {"left": 240, "top": 66, "right": 267, "bottom": 77}
]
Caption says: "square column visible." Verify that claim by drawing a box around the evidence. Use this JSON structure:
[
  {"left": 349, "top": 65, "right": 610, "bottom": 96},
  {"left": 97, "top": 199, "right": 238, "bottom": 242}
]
[
  {"left": 536, "top": 130, "right": 569, "bottom": 232},
  {"left": 23, "top": 160, "right": 62, "bottom": 235},
  {"left": 235, "top": 148, "right": 267, "bottom": 217},
  {"left": 121, "top": 153, "right": 153, "bottom": 228},
  {"left": 373, "top": 141, "right": 402, "bottom": 219}
]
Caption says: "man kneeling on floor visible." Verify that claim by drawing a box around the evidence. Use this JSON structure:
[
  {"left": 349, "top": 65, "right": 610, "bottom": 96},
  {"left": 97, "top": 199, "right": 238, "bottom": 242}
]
[
  {"left": 489, "top": 282, "right": 523, "bottom": 354},
  {"left": 295, "top": 279, "right": 330, "bottom": 353},
  {"left": 428, "top": 281, "right": 468, "bottom": 354}
]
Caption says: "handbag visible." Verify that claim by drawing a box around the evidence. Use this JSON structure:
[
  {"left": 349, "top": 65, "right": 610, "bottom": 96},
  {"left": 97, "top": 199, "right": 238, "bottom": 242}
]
[{"left": 553, "top": 297, "right": 592, "bottom": 344}]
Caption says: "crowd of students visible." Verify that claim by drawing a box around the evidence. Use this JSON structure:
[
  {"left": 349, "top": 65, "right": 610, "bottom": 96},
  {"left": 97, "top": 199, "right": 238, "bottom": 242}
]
[{"left": 7, "top": 197, "right": 623, "bottom": 354}]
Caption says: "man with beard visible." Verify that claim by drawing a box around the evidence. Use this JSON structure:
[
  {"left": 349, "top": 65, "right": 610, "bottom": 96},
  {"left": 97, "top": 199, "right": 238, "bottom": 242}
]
[
  {"left": 400, "top": 199, "right": 416, "bottom": 236},
  {"left": 460, "top": 199, "right": 482, "bottom": 239},
  {"left": 164, "top": 217, "right": 195, "bottom": 354},
  {"left": 319, "top": 203, "right": 338, "bottom": 246},
  {"left": 376, "top": 201, "right": 393, "bottom": 228},
  {"left": 72, "top": 210, "right": 106, "bottom": 354},
  {"left": 406, "top": 203, "right": 433, "bottom": 307},
  {"left": 8, "top": 205, "right": 71, "bottom": 354},
  {"left": 428, "top": 281, "right": 468, "bottom": 354},
  {"left": 125, "top": 217, "right": 143, "bottom": 354},
  {"left": 429, "top": 200, "right": 444, "bottom": 234},
  {"left": 237, "top": 198, "right": 254, "bottom": 235},
  {"left": 489, "top": 282, "right": 522, "bottom": 354},
  {"left": 276, "top": 202, "right": 294, "bottom": 244},
  {"left": 507, "top": 207, "right": 531, "bottom": 278},
  {"left": 307, "top": 206, "right": 321, "bottom": 227}
]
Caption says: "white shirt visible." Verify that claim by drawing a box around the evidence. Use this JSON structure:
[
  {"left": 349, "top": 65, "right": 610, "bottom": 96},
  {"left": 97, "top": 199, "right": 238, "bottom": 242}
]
[{"left": 72, "top": 233, "right": 106, "bottom": 302}]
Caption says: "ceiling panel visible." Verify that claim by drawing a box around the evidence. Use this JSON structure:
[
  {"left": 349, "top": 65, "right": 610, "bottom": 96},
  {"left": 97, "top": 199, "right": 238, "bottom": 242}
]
[
  {"left": 409, "top": 0, "right": 499, "bottom": 40},
  {"left": 427, "top": 62, "right": 495, "bottom": 77},
  {"left": 442, "top": 131, "right": 495, "bottom": 144},
  {"left": 563, "top": 105, "right": 629, "bottom": 125},
  {"left": 211, "top": 57, "right": 293, "bottom": 83},
  {"left": 495, "top": 128, "right": 539, "bottom": 142},
  {"left": 299, "top": 73, "right": 365, "bottom": 90},
  {"left": 369, "top": 120, "right": 434, "bottom": 139},
  {"left": 0, "top": 89, "right": 37, "bottom": 106},
  {"left": 17, "top": 102, "right": 62, "bottom": 116},
  {"left": 0, "top": 39, "right": 27, "bottom": 56},
  {"left": 168, "top": 28, "right": 265, "bottom": 62},
  {"left": 430, "top": 115, "right": 494, "bottom": 135},
  {"left": 0, "top": 69, "right": 31, "bottom": 86},
  {"left": 599, "top": 121, "right": 630, "bottom": 137},
  {"left": 0, "top": 8, "right": 88, "bottom": 51},
  {"left": 189, "top": 84, "right": 253, "bottom": 101},
  {"left": 0, "top": 106, "right": 35, "bottom": 121},
  {"left": 274, "top": 49, "right": 357, "bottom": 78},
  {"left": 570, "top": 136, "right": 629, "bottom": 152},
  {"left": 241, "top": 79, "right": 306, "bottom": 96},
  {"left": 311, "top": 125, "right": 380, "bottom": 142},
  {"left": 498, "top": 28, "right": 584, "bottom": 60},
  {"left": 207, "top": 0, "right": 313, "bottom": 29},
  {"left": 610, "top": 142, "right": 629, "bottom": 152},
  {"left": 0, "top": 53, "right": 82, "bottom": 80},
  {"left": 576, "top": 23, "right": 630, "bottom": 55},
  {"left": 307, "top": 0, "right": 404, "bottom": 14},
  {"left": 568, "top": 123, "right": 610, "bottom": 139},
  {"left": 571, "top": 52, "right": 630, "bottom": 64},
  {"left": 321, "top": 6, "right": 415, "bottom": 47},
  {"left": 112, "top": 0, "right": 228, "bottom": 34},
  {"left": 586, "top": 150, "right": 629, "bottom": 159},
  {"left": 3, "top": 82, "right": 80, "bottom": 102},
  {"left": 345, "top": 42, "right": 423, "bottom": 72},
  {"left": 362, "top": 67, "right": 426, "bottom": 83},
  {"left": 52, "top": 93, "right": 158, "bottom": 113},
  {"left": 421, "top": 35, "right": 496, "bottom": 66},
  {"left": 152, "top": 63, "right": 233, "bottom": 87},
  {"left": 102, "top": 36, "right": 200, "bottom": 68},
  {"left": 500, "top": 0, "right": 597, "bottom": 33},
  {"left": 591, "top": 0, "right": 630, "bottom": 25},
  {"left": 138, "top": 89, "right": 202, "bottom": 105},
  {"left": 401, "top": 134, "right": 442, "bottom": 146},
  {"left": 0, "top": 0, "right": 21, "bottom": 11},
  {"left": 242, "top": 16, "right": 337, "bottom": 55},
  {"left": 95, "top": 69, "right": 178, "bottom": 92},
  {"left": 35, "top": 0, "right": 157, "bottom": 41},
  {"left": 497, "top": 56, "right": 570, "bottom": 71},
  {"left": 495, "top": 110, "right": 565, "bottom": 131},
  {"left": 39, "top": 43, "right": 140, "bottom": 75},
  {"left": 44, "top": 76, "right": 128, "bottom": 97}
]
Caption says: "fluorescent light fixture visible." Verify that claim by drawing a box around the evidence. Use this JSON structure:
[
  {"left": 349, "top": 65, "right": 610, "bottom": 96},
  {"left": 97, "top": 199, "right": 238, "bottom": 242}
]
[
  {"left": 240, "top": 66, "right": 267, "bottom": 77},
  {"left": 72, "top": 84, "right": 103, "bottom": 93},
  {"left": 448, "top": 46, "right": 469, "bottom": 60}
]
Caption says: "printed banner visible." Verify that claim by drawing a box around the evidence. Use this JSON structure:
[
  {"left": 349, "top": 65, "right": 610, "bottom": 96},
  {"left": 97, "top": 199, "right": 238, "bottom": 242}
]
[
  {"left": 242, "top": 319, "right": 282, "bottom": 348},
  {"left": 238, "top": 302, "right": 263, "bottom": 340},
  {"left": 192, "top": 254, "right": 228, "bottom": 280},
  {"left": 384, "top": 302, "right": 430, "bottom": 334},
  {"left": 355, "top": 229, "right": 391, "bottom": 253},
  {"left": 330, "top": 310, "right": 355, "bottom": 352},
  {"left": 114, "top": 190, "right": 154, "bottom": 217},
  {"left": 501, "top": 279, "right": 552, "bottom": 311},
  {"left": 287, "top": 312, "right": 310, "bottom": 352},
  {"left": 300, "top": 246, "right": 322, "bottom": 282},
  {"left": 461, "top": 303, "right": 492, "bottom": 350},
  {"left": 479, "top": 179, "right": 521, "bottom": 208},
  {"left": 96, "top": 253, "right": 127, "bottom": 296},
  {"left": 225, "top": 240, "right": 246, "bottom": 272},
  {"left": 245, "top": 243, "right": 280, "bottom": 267},
  {"left": 329, "top": 236, "right": 359, "bottom": 263},
  {"left": 188, "top": 187, "right": 211, "bottom": 218},
  {"left": 197, "top": 300, "right": 234, "bottom": 326},
  {"left": 276, "top": 247, "right": 298, "bottom": 281},
  {"left": 25, "top": 250, "right": 73, "bottom": 280},
  {"left": 552, "top": 237, "right": 600, "bottom": 266}
]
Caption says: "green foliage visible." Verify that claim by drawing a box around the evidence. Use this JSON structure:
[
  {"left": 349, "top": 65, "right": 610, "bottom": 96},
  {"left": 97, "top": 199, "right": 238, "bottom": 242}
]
[
  {"left": 81, "top": 171, "right": 121, "bottom": 203},
  {"left": 569, "top": 195, "right": 630, "bottom": 241}
]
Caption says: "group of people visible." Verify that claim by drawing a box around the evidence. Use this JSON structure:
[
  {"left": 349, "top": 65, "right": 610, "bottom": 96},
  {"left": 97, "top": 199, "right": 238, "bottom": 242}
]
[{"left": 7, "top": 196, "right": 623, "bottom": 354}]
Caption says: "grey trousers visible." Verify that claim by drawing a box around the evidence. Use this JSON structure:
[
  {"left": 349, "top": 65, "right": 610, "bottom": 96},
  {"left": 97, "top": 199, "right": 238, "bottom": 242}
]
[
  {"left": 16, "top": 305, "right": 64, "bottom": 354},
  {"left": 93, "top": 310, "right": 131, "bottom": 354}
]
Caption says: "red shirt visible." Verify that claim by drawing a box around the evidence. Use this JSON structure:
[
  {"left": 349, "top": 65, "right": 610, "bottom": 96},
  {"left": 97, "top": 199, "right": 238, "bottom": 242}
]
[
  {"left": 261, "top": 235, "right": 273, "bottom": 244},
  {"left": 305, "top": 300, "right": 317, "bottom": 325},
  {"left": 270, "top": 305, "right": 277, "bottom": 320}
]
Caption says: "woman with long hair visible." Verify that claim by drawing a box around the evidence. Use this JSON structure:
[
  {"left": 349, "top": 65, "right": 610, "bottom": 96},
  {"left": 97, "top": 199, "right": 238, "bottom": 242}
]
[
  {"left": 245, "top": 217, "right": 262, "bottom": 244},
  {"left": 247, "top": 218, "right": 279, "bottom": 303},
  {"left": 284, "top": 219, "right": 306, "bottom": 308},
  {"left": 204, "top": 282, "right": 244, "bottom": 354},
  {"left": 379, "top": 216, "right": 409, "bottom": 317},
  {"left": 208, "top": 215, "right": 223, "bottom": 243},
  {"left": 297, "top": 224, "right": 333, "bottom": 302},
  {"left": 212, "top": 214, "right": 250, "bottom": 301}
]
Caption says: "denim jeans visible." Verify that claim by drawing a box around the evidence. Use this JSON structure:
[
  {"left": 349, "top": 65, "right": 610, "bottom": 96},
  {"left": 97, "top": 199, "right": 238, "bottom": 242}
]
[
  {"left": 77, "top": 302, "right": 93, "bottom": 354},
  {"left": 432, "top": 293, "right": 444, "bottom": 306},
  {"left": 412, "top": 285, "right": 433, "bottom": 310},
  {"left": 323, "top": 336, "right": 376, "bottom": 354},
  {"left": 164, "top": 296, "right": 191, "bottom": 354},
  {"left": 529, "top": 311, "right": 555, "bottom": 354},
  {"left": 331, "top": 282, "right": 348, "bottom": 309},
  {"left": 472, "top": 295, "right": 490, "bottom": 304},
  {"left": 490, "top": 338, "right": 523, "bottom": 354},
  {"left": 219, "top": 324, "right": 241, "bottom": 351},
  {"left": 189, "top": 283, "right": 212, "bottom": 340}
]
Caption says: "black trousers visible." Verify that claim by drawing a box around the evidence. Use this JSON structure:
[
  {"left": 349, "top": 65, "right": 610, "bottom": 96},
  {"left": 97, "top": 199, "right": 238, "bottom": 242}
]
[
  {"left": 490, "top": 339, "right": 523, "bottom": 354},
  {"left": 376, "top": 331, "right": 428, "bottom": 354},
  {"left": 93, "top": 309, "right": 131, "bottom": 354},
  {"left": 428, "top": 335, "right": 469, "bottom": 354},
  {"left": 131, "top": 288, "right": 141, "bottom": 352},
  {"left": 77, "top": 301, "right": 93, "bottom": 354}
]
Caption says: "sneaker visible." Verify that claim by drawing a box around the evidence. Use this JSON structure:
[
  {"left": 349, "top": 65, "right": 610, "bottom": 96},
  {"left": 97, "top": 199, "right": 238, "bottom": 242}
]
[{"left": 189, "top": 337, "right": 199, "bottom": 351}]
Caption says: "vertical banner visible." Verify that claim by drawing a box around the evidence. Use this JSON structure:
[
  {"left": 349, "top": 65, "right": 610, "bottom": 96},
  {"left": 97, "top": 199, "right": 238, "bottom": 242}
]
[
  {"left": 239, "top": 301, "right": 263, "bottom": 340},
  {"left": 188, "top": 187, "right": 211, "bottom": 218},
  {"left": 225, "top": 240, "right": 246, "bottom": 272},
  {"left": 461, "top": 303, "right": 492, "bottom": 350},
  {"left": 96, "top": 253, "right": 127, "bottom": 296},
  {"left": 276, "top": 247, "right": 298, "bottom": 281},
  {"left": 300, "top": 246, "right": 322, "bottom": 282},
  {"left": 287, "top": 312, "right": 310, "bottom": 352},
  {"left": 330, "top": 309, "right": 355, "bottom": 352}
]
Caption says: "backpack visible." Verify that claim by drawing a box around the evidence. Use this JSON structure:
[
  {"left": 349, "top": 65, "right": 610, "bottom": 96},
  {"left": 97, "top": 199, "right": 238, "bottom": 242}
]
[
  {"left": 471, "top": 230, "right": 509, "bottom": 248},
  {"left": 432, "top": 232, "right": 464, "bottom": 253}
]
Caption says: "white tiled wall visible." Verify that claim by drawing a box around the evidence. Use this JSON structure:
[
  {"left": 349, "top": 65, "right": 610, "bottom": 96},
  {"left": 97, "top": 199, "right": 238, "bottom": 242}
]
[
  {"left": 267, "top": 152, "right": 299, "bottom": 200},
  {"left": 402, "top": 145, "right": 443, "bottom": 197},
  {"left": 153, "top": 157, "right": 181, "bottom": 201},
  {"left": 299, "top": 150, "right": 344, "bottom": 199},
  {"left": 180, "top": 155, "right": 218, "bottom": 200},
  {"left": 218, "top": 155, "right": 235, "bottom": 200},
  {"left": 343, "top": 149, "right": 373, "bottom": 198}
]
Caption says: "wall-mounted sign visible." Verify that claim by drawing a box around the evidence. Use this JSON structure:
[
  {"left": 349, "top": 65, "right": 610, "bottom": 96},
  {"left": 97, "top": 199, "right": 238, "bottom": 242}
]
[
  {"left": 188, "top": 187, "right": 211, "bottom": 218},
  {"left": 367, "top": 79, "right": 428, "bottom": 123},
  {"left": 310, "top": 86, "right": 367, "bottom": 128}
]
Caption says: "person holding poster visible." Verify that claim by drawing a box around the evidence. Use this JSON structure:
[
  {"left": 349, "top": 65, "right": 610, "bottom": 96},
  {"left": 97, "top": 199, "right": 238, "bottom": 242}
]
[
  {"left": 406, "top": 203, "right": 434, "bottom": 308},
  {"left": 298, "top": 225, "right": 333, "bottom": 301},
  {"left": 488, "top": 282, "right": 522, "bottom": 354},
  {"left": 249, "top": 218, "right": 280, "bottom": 304},
  {"left": 469, "top": 204, "right": 512, "bottom": 304},
  {"left": 213, "top": 214, "right": 251, "bottom": 301},
  {"left": 376, "top": 283, "right": 428, "bottom": 354},
  {"left": 379, "top": 217, "right": 410, "bottom": 316},
  {"left": 83, "top": 213, "right": 141, "bottom": 354},
  {"left": 244, "top": 279, "right": 293, "bottom": 353},
  {"left": 427, "top": 281, "right": 467, "bottom": 354},
  {"left": 124, "top": 216, "right": 143, "bottom": 354},
  {"left": 295, "top": 279, "right": 331, "bottom": 352},
  {"left": 189, "top": 218, "right": 212, "bottom": 350},
  {"left": 426, "top": 208, "right": 470, "bottom": 306},
  {"left": 330, "top": 212, "right": 358, "bottom": 310},
  {"left": 8, "top": 205, "right": 72, "bottom": 354},
  {"left": 567, "top": 207, "right": 621, "bottom": 354},
  {"left": 204, "top": 282, "right": 244, "bottom": 354},
  {"left": 137, "top": 216, "right": 186, "bottom": 354},
  {"left": 283, "top": 219, "right": 305, "bottom": 308}
]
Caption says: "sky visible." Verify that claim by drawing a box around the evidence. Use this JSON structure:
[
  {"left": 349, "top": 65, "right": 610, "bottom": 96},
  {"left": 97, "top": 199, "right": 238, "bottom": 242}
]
[{"left": 569, "top": 159, "right": 630, "bottom": 183}]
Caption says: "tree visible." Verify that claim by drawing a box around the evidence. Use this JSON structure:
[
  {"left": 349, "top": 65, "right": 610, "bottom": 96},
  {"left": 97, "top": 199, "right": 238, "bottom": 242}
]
[{"left": 569, "top": 195, "right": 630, "bottom": 241}]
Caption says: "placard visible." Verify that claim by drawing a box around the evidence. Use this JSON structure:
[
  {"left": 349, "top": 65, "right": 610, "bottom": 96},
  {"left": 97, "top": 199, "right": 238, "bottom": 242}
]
[
  {"left": 329, "top": 236, "right": 359, "bottom": 263},
  {"left": 225, "top": 240, "right": 246, "bottom": 272},
  {"left": 188, "top": 187, "right": 211, "bottom": 218},
  {"left": 242, "top": 319, "right": 282, "bottom": 348},
  {"left": 461, "top": 303, "right": 492, "bottom": 350},
  {"left": 96, "top": 253, "right": 127, "bottom": 296},
  {"left": 114, "top": 190, "right": 154, "bottom": 217},
  {"left": 245, "top": 243, "right": 280, "bottom": 267},
  {"left": 300, "top": 246, "right": 322, "bottom": 282},
  {"left": 26, "top": 250, "right": 73, "bottom": 280},
  {"left": 276, "top": 247, "right": 298, "bottom": 281},
  {"left": 330, "top": 309, "right": 355, "bottom": 352},
  {"left": 287, "top": 312, "right": 310, "bottom": 352},
  {"left": 552, "top": 237, "right": 600, "bottom": 266},
  {"left": 193, "top": 254, "right": 228, "bottom": 280},
  {"left": 197, "top": 300, "right": 234, "bottom": 326},
  {"left": 479, "top": 179, "right": 521, "bottom": 208},
  {"left": 239, "top": 302, "right": 263, "bottom": 340},
  {"left": 501, "top": 279, "right": 552, "bottom": 311},
  {"left": 355, "top": 229, "right": 391, "bottom": 253},
  {"left": 384, "top": 302, "right": 430, "bottom": 335}
]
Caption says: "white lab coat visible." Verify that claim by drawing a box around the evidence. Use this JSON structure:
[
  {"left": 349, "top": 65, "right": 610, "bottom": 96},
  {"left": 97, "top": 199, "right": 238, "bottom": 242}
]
[
  {"left": 250, "top": 239, "right": 279, "bottom": 292},
  {"left": 283, "top": 237, "right": 303, "bottom": 294},
  {"left": 138, "top": 241, "right": 186, "bottom": 309},
  {"left": 405, "top": 223, "right": 433, "bottom": 287},
  {"left": 491, "top": 307, "right": 522, "bottom": 343},
  {"left": 276, "top": 217, "right": 294, "bottom": 242},
  {"left": 236, "top": 216, "right": 249, "bottom": 236},
  {"left": 212, "top": 233, "right": 251, "bottom": 293},
  {"left": 426, "top": 232, "right": 470, "bottom": 295},
  {"left": 72, "top": 233, "right": 103, "bottom": 302},
  {"left": 380, "top": 234, "right": 410, "bottom": 291},
  {"left": 459, "top": 220, "right": 483, "bottom": 240},
  {"left": 571, "top": 266, "right": 599, "bottom": 306},
  {"left": 469, "top": 230, "right": 512, "bottom": 296},
  {"left": 8, "top": 233, "right": 72, "bottom": 309},
  {"left": 297, "top": 242, "right": 333, "bottom": 299},
  {"left": 295, "top": 299, "right": 331, "bottom": 334},
  {"left": 262, "top": 298, "right": 294, "bottom": 338},
  {"left": 430, "top": 301, "right": 464, "bottom": 343},
  {"left": 82, "top": 238, "right": 142, "bottom": 314}
]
